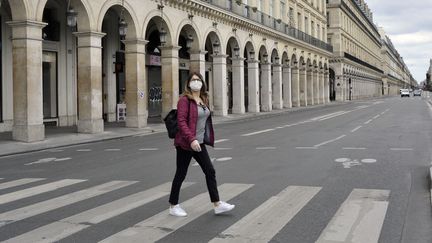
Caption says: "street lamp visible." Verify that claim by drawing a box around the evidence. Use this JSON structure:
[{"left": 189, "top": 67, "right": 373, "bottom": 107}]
[
  {"left": 159, "top": 27, "right": 167, "bottom": 46},
  {"left": 263, "top": 53, "right": 268, "bottom": 63},
  {"left": 119, "top": 0, "right": 128, "bottom": 39},
  {"left": 66, "top": 0, "right": 78, "bottom": 28},
  {"left": 249, "top": 50, "right": 255, "bottom": 60},
  {"left": 186, "top": 34, "right": 193, "bottom": 49},
  {"left": 275, "top": 56, "right": 280, "bottom": 64},
  {"left": 233, "top": 45, "right": 240, "bottom": 58},
  {"left": 213, "top": 40, "right": 220, "bottom": 55}
]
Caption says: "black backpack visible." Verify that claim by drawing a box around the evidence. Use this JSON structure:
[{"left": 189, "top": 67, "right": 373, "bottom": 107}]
[
  {"left": 163, "top": 109, "right": 178, "bottom": 139},
  {"left": 163, "top": 99, "right": 190, "bottom": 139}
]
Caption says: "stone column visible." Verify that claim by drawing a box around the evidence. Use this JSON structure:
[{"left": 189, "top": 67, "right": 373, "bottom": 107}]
[
  {"left": 189, "top": 50, "right": 207, "bottom": 79},
  {"left": 272, "top": 63, "right": 283, "bottom": 109},
  {"left": 8, "top": 21, "right": 46, "bottom": 142},
  {"left": 247, "top": 60, "right": 260, "bottom": 113},
  {"left": 313, "top": 69, "right": 319, "bottom": 104},
  {"left": 212, "top": 54, "right": 228, "bottom": 116},
  {"left": 123, "top": 39, "right": 148, "bottom": 128},
  {"left": 291, "top": 67, "right": 300, "bottom": 107},
  {"left": 307, "top": 68, "right": 313, "bottom": 105},
  {"left": 319, "top": 70, "right": 325, "bottom": 104},
  {"left": 75, "top": 31, "right": 106, "bottom": 133},
  {"left": 232, "top": 57, "right": 246, "bottom": 114},
  {"left": 325, "top": 71, "right": 330, "bottom": 103},
  {"left": 260, "top": 62, "right": 272, "bottom": 112},
  {"left": 299, "top": 65, "right": 307, "bottom": 106},
  {"left": 161, "top": 45, "right": 181, "bottom": 117},
  {"left": 282, "top": 65, "right": 292, "bottom": 108}
]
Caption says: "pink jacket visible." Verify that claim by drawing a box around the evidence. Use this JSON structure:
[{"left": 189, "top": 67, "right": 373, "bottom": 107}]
[{"left": 174, "top": 96, "right": 215, "bottom": 151}]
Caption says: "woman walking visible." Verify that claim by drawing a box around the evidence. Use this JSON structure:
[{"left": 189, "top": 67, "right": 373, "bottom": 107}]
[{"left": 169, "top": 72, "right": 235, "bottom": 217}]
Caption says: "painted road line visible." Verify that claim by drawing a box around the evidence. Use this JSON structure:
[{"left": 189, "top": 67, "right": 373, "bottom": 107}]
[
  {"left": 314, "top": 135, "right": 347, "bottom": 148},
  {"left": 215, "top": 139, "right": 230, "bottom": 144},
  {"left": 214, "top": 148, "right": 233, "bottom": 151},
  {"left": 256, "top": 147, "right": 277, "bottom": 150},
  {"left": 241, "top": 129, "right": 275, "bottom": 137},
  {"left": 319, "top": 111, "right": 351, "bottom": 121},
  {"left": 350, "top": 126, "right": 362, "bottom": 133},
  {"left": 4, "top": 182, "right": 194, "bottom": 243},
  {"left": 310, "top": 111, "right": 345, "bottom": 121},
  {"left": 0, "top": 179, "right": 86, "bottom": 205},
  {"left": 209, "top": 186, "right": 321, "bottom": 243},
  {"left": 343, "top": 147, "right": 367, "bottom": 150},
  {"left": 99, "top": 183, "right": 253, "bottom": 243},
  {"left": 364, "top": 119, "right": 373, "bottom": 124},
  {"left": 139, "top": 148, "right": 159, "bottom": 151},
  {"left": 295, "top": 147, "right": 318, "bottom": 150},
  {"left": 0, "top": 181, "right": 137, "bottom": 227},
  {"left": 0, "top": 178, "right": 45, "bottom": 190},
  {"left": 373, "top": 115, "right": 380, "bottom": 119},
  {"left": 390, "top": 148, "right": 413, "bottom": 151},
  {"left": 316, "top": 189, "right": 390, "bottom": 243},
  {"left": 76, "top": 149, "right": 91, "bottom": 152},
  {"left": 104, "top": 149, "right": 121, "bottom": 151}
]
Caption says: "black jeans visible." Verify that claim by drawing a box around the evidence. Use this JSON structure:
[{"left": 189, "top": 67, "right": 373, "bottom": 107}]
[{"left": 169, "top": 144, "right": 219, "bottom": 205}]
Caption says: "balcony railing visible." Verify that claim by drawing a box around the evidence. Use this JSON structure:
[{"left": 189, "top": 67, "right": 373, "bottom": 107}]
[{"left": 201, "top": 0, "right": 333, "bottom": 53}]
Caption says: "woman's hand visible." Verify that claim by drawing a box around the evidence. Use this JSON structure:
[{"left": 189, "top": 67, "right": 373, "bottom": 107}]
[{"left": 190, "top": 140, "right": 201, "bottom": 152}]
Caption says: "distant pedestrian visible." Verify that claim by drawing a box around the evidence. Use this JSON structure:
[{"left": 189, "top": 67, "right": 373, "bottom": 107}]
[{"left": 168, "top": 72, "right": 235, "bottom": 217}]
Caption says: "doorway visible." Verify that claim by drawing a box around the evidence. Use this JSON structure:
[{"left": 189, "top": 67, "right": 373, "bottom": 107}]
[{"left": 42, "top": 51, "right": 58, "bottom": 125}]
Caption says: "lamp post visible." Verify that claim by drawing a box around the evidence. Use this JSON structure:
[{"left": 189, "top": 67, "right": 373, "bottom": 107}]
[
  {"left": 234, "top": 45, "right": 240, "bottom": 58},
  {"left": 249, "top": 50, "right": 255, "bottom": 60},
  {"left": 119, "top": 0, "right": 128, "bottom": 39},
  {"left": 66, "top": 0, "right": 78, "bottom": 28},
  {"left": 213, "top": 40, "right": 220, "bottom": 55},
  {"left": 159, "top": 27, "right": 167, "bottom": 46},
  {"left": 263, "top": 53, "right": 268, "bottom": 63}
]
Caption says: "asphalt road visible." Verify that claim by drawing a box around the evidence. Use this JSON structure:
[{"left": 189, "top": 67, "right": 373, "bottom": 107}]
[{"left": 0, "top": 96, "right": 431, "bottom": 243}]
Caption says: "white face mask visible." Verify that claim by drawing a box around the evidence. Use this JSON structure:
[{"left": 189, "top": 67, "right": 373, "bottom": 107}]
[{"left": 189, "top": 80, "right": 203, "bottom": 91}]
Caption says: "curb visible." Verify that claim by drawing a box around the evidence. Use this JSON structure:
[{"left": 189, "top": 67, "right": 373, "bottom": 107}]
[{"left": 0, "top": 100, "right": 359, "bottom": 158}]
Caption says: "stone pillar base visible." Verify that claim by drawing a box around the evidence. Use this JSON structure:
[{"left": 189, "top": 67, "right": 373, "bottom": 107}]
[
  {"left": 77, "top": 119, "right": 104, "bottom": 133},
  {"left": 13, "top": 124, "right": 45, "bottom": 142},
  {"left": 248, "top": 105, "right": 260, "bottom": 113},
  {"left": 213, "top": 109, "right": 228, "bottom": 117},
  {"left": 261, "top": 104, "right": 271, "bottom": 112},
  {"left": 126, "top": 114, "right": 148, "bottom": 128},
  {"left": 273, "top": 103, "right": 283, "bottom": 109}
]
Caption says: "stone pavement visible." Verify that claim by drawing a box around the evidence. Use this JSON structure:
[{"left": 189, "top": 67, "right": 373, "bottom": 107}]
[{"left": 0, "top": 103, "right": 338, "bottom": 157}]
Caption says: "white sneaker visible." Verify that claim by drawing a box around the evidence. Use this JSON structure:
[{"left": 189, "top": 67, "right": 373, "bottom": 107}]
[
  {"left": 214, "top": 201, "right": 235, "bottom": 214},
  {"left": 169, "top": 204, "right": 187, "bottom": 217}
]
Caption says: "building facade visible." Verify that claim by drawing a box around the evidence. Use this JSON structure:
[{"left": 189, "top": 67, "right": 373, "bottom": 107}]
[
  {"left": 0, "top": 0, "right": 333, "bottom": 142},
  {"left": 326, "top": 0, "right": 413, "bottom": 101},
  {"left": 380, "top": 29, "right": 414, "bottom": 95}
]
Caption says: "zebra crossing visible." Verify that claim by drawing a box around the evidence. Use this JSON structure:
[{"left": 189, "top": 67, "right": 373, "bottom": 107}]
[{"left": 0, "top": 177, "right": 391, "bottom": 243}]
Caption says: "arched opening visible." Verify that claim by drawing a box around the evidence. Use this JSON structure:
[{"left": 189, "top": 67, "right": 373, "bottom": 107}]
[
  {"left": 100, "top": 4, "right": 137, "bottom": 123},
  {"left": 258, "top": 45, "right": 268, "bottom": 111},
  {"left": 329, "top": 68, "right": 336, "bottom": 101},
  {"left": 178, "top": 24, "right": 199, "bottom": 100},
  {"left": 204, "top": 31, "right": 222, "bottom": 113},
  {"left": 244, "top": 41, "right": 256, "bottom": 113},
  {"left": 0, "top": 1, "right": 13, "bottom": 127},
  {"left": 145, "top": 17, "right": 171, "bottom": 119}
]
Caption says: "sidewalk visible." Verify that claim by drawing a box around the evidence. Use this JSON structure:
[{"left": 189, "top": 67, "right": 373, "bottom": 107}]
[{"left": 0, "top": 102, "right": 343, "bottom": 157}]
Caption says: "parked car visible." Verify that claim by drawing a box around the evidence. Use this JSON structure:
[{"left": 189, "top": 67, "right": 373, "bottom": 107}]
[
  {"left": 413, "top": 89, "right": 422, "bottom": 96},
  {"left": 400, "top": 89, "right": 410, "bottom": 97}
]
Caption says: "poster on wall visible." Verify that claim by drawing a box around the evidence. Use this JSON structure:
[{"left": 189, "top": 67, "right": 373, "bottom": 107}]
[{"left": 117, "top": 104, "right": 126, "bottom": 122}]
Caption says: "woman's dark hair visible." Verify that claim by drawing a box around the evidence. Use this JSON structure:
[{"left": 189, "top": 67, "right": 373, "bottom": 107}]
[{"left": 183, "top": 72, "right": 209, "bottom": 105}]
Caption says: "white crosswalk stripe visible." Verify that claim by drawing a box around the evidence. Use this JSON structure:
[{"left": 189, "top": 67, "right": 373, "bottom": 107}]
[
  {"left": 0, "top": 178, "right": 394, "bottom": 243},
  {"left": 210, "top": 186, "right": 321, "bottom": 243},
  {"left": 99, "top": 183, "right": 253, "bottom": 243},
  {"left": 0, "top": 180, "right": 137, "bottom": 227},
  {"left": 0, "top": 178, "right": 45, "bottom": 190},
  {"left": 316, "top": 189, "right": 390, "bottom": 243},
  {"left": 0, "top": 179, "right": 86, "bottom": 205},
  {"left": 3, "top": 182, "right": 194, "bottom": 243}
]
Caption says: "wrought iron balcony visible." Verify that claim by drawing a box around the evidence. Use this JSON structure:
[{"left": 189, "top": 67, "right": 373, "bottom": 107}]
[{"left": 201, "top": 0, "right": 333, "bottom": 53}]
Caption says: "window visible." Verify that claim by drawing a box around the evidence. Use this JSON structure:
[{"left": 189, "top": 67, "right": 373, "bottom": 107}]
[
  {"left": 297, "top": 13, "right": 302, "bottom": 30},
  {"left": 289, "top": 7, "right": 294, "bottom": 26},
  {"left": 305, "top": 16, "right": 309, "bottom": 33},
  {"left": 280, "top": 1, "right": 286, "bottom": 20},
  {"left": 269, "top": 0, "right": 274, "bottom": 16},
  {"left": 311, "top": 21, "right": 315, "bottom": 37}
]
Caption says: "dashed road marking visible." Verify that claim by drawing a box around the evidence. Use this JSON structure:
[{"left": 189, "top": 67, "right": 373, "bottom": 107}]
[
  {"left": 256, "top": 147, "right": 277, "bottom": 150},
  {"left": 295, "top": 147, "right": 318, "bottom": 150},
  {"left": 104, "top": 149, "right": 121, "bottom": 151},
  {"left": 390, "top": 148, "right": 413, "bottom": 151},
  {"left": 139, "top": 148, "right": 159, "bottom": 151},
  {"left": 350, "top": 126, "right": 362, "bottom": 133},
  {"left": 314, "top": 135, "right": 346, "bottom": 148},
  {"left": 215, "top": 139, "right": 230, "bottom": 144},
  {"left": 364, "top": 119, "right": 373, "bottom": 124},
  {"left": 343, "top": 147, "right": 366, "bottom": 150},
  {"left": 241, "top": 129, "right": 275, "bottom": 137},
  {"left": 214, "top": 148, "right": 232, "bottom": 151},
  {"left": 77, "top": 149, "right": 91, "bottom": 152}
]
